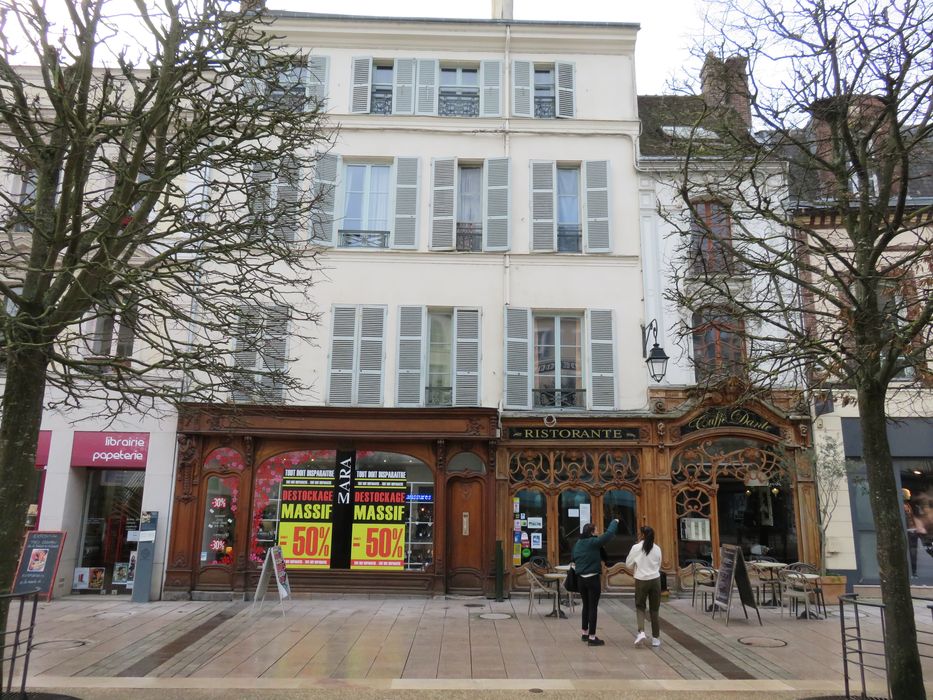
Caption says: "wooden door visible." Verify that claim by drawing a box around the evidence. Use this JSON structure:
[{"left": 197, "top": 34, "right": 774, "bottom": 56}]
[{"left": 446, "top": 478, "right": 484, "bottom": 593}]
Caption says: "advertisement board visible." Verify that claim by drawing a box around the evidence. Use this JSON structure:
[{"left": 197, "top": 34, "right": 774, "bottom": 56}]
[
  {"left": 350, "top": 468, "right": 407, "bottom": 570},
  {"left": 277, "top": 467, "right": 335, "bottom": 569},
  {"left": 12, "top": 530, "right": 66, "bottom": 600}
]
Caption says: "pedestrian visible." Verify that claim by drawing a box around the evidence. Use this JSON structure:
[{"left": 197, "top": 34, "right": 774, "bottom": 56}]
[
  {"left": 627, "top": 525, "right": 662, "bottom": 648},
  {"left": 572, "top": 518, "right": 619, "bottom": 646}
]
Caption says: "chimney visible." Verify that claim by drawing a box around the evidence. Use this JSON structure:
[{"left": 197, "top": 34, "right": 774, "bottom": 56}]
[
  {"left": 492, "top": 0, "right": 514, "bottom": 20},
  {"left": 700, "top": 53, "right": 752, "bottom": 129}
]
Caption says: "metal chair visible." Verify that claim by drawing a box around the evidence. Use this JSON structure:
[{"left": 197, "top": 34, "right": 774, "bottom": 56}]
[
  {"left": 692, "top": 565, "right": 718, "bottom": 611},
  {"left": 525, "top": 567, "right": 559, "bottom": 617},
  {"left": 778, "top": 569, "right": 819, "bottom": 619},
  {"left": 747, "top": 560, "right": 782, "bottom": 606},
  {"left": 785, "top": 563, "right": 825, "bottom": 616}
]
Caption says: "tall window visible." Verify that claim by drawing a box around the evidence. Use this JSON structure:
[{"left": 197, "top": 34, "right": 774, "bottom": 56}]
[
  {"left": 534, "top": 66, "right": 556, "bottom": 118},
  {"left": 690, "top": 202, "right": 733, "bottom": 275},
  {"left": 456, "top": 165, "right": 482, "bottom": 251},
  {"left": 556, "top": 167, "right": 581, "bottom": 252},
  {"left": 268, "top": 59, "right": 308, "bottom": 110},
  {"left": 371, "top": 63, "right": 393, "bottom": 115},
  {"left": 439, "top": 66, "right": 479, "bottom": 117},
  {"left": 533, "top": 315, "right": 584, "bottom": 408},
  {"left": 426, "top": 311, "right": 453, "bottom": 406},
  {"left": 13, "top": 170, "right": 37, "bottom": 232},
  {"left": 877, "top": 278, "right": 917, "bottom": 381},
  {"left": 340, "top": 163, "right": 390, "bottom": 247},
  {"left": 691, "top": 309, "right": 745, "bottom": 383},
  {"left": 232, "top": 305, "right": 289, "bottom": 403}
]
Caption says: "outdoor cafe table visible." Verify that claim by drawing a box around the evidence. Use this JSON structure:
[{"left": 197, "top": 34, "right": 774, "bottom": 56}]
[{"left": 542, "top": 572, "right": 568, "bottom": 619}]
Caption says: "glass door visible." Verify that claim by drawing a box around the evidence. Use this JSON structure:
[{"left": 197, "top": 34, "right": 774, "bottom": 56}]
[{"left": 557, "top": 489, "right": 590, "bottom": 564}]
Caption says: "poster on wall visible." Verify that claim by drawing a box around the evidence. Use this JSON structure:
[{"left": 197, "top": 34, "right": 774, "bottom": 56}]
[
  {"left": 88, "top": 567, "right": 105, "bottom": 590},
  {"left": 277, "top": 467, "right": 336, "bottom": 569},
  {"left": 113, "top": 562, "right": 129, "bottom": 585},
  {"left": 350, "top": 468, "right": 407, "bottom": 570},
  {"left": 73, "top": 567, "right": 90, "bottom": 590},
  {"left": 531, "top": 532, "right": 542, "bottom": 550},
  {"left": 126, "top": 551, "right": 137, "bottom": 590}
]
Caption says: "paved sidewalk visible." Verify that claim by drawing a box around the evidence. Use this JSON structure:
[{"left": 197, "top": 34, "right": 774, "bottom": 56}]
[{"left": 15, "top": 593, "right": 933, "bottom": 698}]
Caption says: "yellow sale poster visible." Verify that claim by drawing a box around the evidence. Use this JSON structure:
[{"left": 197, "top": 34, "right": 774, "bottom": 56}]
[{"left": 350, "top": 523, "right": 406, "bottom": 569}]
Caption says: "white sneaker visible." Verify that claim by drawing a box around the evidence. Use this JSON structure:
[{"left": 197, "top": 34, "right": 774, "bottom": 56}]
[
  {"left": 634, "top": 631, "right": 647, "bottom": 647},
  {"left": 652, "top": 637, "right": 662, "bottom": 647}
]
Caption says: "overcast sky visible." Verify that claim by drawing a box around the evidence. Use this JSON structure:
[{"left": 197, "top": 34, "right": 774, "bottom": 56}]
[{"left": 270, "top": 0, "right": 711, "bottom": 95}]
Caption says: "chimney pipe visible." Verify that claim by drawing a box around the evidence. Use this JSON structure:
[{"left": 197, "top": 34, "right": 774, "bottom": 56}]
[
  {"left": 701, "top": 53, "right": 752, "bottom": 129},
  {"left": 492, "top": 0, "right": 513, "bottom": 20}
]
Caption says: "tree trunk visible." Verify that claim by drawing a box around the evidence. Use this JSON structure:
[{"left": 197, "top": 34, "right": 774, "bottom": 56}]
[
  {"left": 0, "top": 345, "right": 49, "bottom": 636},
  {"left": 858, "top": 385, "right": 926, "bottom": 700}
]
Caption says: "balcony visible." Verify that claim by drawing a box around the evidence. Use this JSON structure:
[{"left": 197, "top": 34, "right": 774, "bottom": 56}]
[
  {"left": 456, "top": 222, "right": 482, "bottom": 251},
  {"left": 438, "top": 91, "right": 480, "bottom": 117},
  {"left": 371, "top": 88, "right": 392, "bottom": 115},
  {"left": 533, "top": 388, "right": 585, "bottom": 409},
  {"left": 338, "top": 230, "right": 390, "bottom": 248},
  {"left": 534, "top": 96, "right": 556, "bottom": 119},
  {"left": 557, "top": 224, "right": 582, "bottom": 253},
  {"left": 425, "top": 386, "right": 452, "bottom": 407}
]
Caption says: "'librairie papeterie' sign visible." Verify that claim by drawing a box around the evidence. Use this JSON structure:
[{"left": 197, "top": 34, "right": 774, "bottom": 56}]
[
  {"left": 681, "top": 408, "right": 781, "bottom": 436},
  {"left": 508, "top": 427, "right": 640, "bottom": 440}
]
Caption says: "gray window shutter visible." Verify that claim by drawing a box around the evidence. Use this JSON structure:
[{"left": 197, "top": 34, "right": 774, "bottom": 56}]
[
  {"left": 504, "top": 306, "right": 531, "bottom": 409},
  {"left": 583, "top": 160, "right": 610, "bottom": 253},
  {"left": 258, "top": 305, "right": 289, "bottom": 403},
  {"left": 530, "top": 161, "right": 556, "bottom": 251},
  {"left": 232, "top": 308, "right": 259, "bottom": 403},
  {"left": 555, "top": 61, "right": 575, "bottom": 118},
  {"left": 430, "top": 158, "right": 456, "bottom": 250},
  {"left": 357, "top": 306, "right": 386, "bottom": 406},
  {"left": 480, "top": 60, "right": 502, "bottom": 117},
  {"left": 392, "top": 157, "right": 419, "bottom": 249},
  {"left": 306, "top": 55, "right": 329, "bottom": 109},
  {"left": 396, "top": 306, "right": 425, "bottom": 407},
  {"left": 587, "top": 309, "right": 615, "bottom": 410},
  {"left": 393, "top": 58, "right": 416, "bottom": 115},
  {"left": 250, "top": 163, "right": 273, "bottom": 230},
  {"left": 275, "top": 160, "right": 299, "bottom": 244},
  {"left": 512, "top": 60, "right": 533, "bottom": 117},
  {"left": 454, "top": 308, "right": 481, "bottom": 406},
  {"left": 312, "top": 153, "right": 339, "bottom": 246},
  {"left": 483, "top": 158, "right": 510, "bottom": 251},
  {"left": 328, "top": 305, "right": 357, "bottom": 405},
  {"left": 351, "top": 57, "right": 372, "bottom": 114},
  {"left": 415, "top": 59, "right": 438, "bottom": 115}
]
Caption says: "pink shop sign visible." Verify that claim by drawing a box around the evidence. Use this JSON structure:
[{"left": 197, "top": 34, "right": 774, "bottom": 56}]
[{"left": 71, "top": 432, "right": 150, "bottom": 469}]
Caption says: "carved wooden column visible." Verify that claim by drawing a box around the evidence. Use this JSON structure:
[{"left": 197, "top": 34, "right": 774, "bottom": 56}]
[
  {"left": 164, "top": 433, "right": 202, "bottom": 597},
  {"left": 433, "top": 439, "right": 447, "bottom": 593}
]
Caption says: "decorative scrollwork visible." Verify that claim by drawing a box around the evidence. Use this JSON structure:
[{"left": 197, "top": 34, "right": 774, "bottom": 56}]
[
  {"left": 596, "top": 450, "right": 639, "bottom": 487},
  {"left": 509, "top": 449, "right": 639, "bottom": 489},
  {"left": 671, "top": 439, "right": 788, "bottom": 487},
  {"left": 675, "top": 487, "right": 711, "bottom": 517}
]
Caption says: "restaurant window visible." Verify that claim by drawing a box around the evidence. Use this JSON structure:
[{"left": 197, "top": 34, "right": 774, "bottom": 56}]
[
  {"left": 456, "top": 165, "right": 482, "bottom": 251},
  {"left": 716, "top": 478, "right": 797, "bottom": 564},
  {"left": 602, "top": 490, "right": 637, "bottom": 565},
  {"left": 690, "top": 201, "right": 733, "bottom": 275},
  {"left": 371, "top": 63, "right": 393, "bottom": 115},
  {"left": 200, "top": 475, "right": 238, "bottom": 567},
  {"left": 533, "top": 314, "right": 584, "bottom": 409},
  {"left": 514, "top": 489, "right": 547, "bottom": 566},
  {"left": 340, "top": 163, "right": 391, "bottom": 248},
  {"left": 691, "top": 309, "right": 745, "bottom": 383},
  {"left": 439, "top": 66, "right": 479, "bottom": 117},
  {"left": 557, "top": 489, "right": 590, "bottom": 564}
]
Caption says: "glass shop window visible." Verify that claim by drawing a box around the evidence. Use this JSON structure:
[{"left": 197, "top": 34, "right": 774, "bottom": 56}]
[
  {"left": 513, "top": 489, "right": 547, "bottom": 567},
  {"left": 558, "top": 489, "right": 590, "bottom": 564},
  {"left": 602, "top": 490, "right": 637, "bottom": 565},
  {"left": 200, "top": 475, "right": 238, "bottom": 567}
]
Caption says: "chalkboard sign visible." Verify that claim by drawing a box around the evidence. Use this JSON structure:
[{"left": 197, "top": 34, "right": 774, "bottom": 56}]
[
  {"left": 712, "top": 545, "right": 761, "bottom": 626},
  {"left": 12, "top": 531, "right": 66, "bottom": 601}
]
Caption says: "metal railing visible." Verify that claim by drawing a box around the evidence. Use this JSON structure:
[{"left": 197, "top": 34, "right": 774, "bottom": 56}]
[
  {"left": 439, "top": 92, "right": 480, "bottom": 117},
  {"left": 533, "top": 388, "right": 585, "bottom": 409},
  {"left": 839, "top": 593, "right": 933, "bottom": 699},
  {"left": 456, "top": 223, "right": 482, "bottom": 251},
  {"left": 371, "top": 89, "right": 392, "bottom": 115},
  {"left": 425, "top": 386, "right": 452, "bottom": 407},
  {"left": 1, "top": 589, "right": 39, "bottom": 698},
  {"left": 557, "top": 224, "right": 582, "bottom": 253},
  {"left": 338, "top": 230, "right": 390, "bottom": 248},
  {"left": 534, "top": 96, "right": 556, "bottom": 119}
]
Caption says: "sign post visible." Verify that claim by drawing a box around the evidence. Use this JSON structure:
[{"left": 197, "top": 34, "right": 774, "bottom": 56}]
[
  {"left": 253, "top": 545, "right": 291, "bottom": 616},
  {"left": 712, "top": 544, "right": 762, "bottom": 626},
  {"left": 131, "top": 511, "right": 158, "bottom": 603},
  {"left": 12, "top": 531, "right": 66, "bottom": 601}
]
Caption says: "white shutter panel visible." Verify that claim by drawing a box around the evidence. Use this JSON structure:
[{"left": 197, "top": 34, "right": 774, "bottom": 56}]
[
  {"left": 259, "top": 305, "right": 289, "bottom": 403},
  {"left": 415, "top": 59, "right": 438, "bottom": 115},
  {"left": 555, "top": 61, "right": 575, "bottom": 118},
  {"left": 480, "top": 60, "right": 502, "bottom": 117},
  {"left": 512, "top": 60, "right": 533, "bottom": 117},
  {"left": 232, "top": 308, "right": 258, "bottom": 403},
  {"left": 250, "top": 163, "right": 273, "bottom": 233},
  {"left": 351, "top": 57, "right": 372, "bottom": 113},
  {"left": 530, "top": 161, "right": 556, "bottom": 251},
  {"left": 357, "top": 306, "right": 386, "bottom": 406},
  {"left": 328, "top": 306, "right": 357, "bottom": 405},
  {"left": 392, "top": 157, "right": 419, "bottom": 249},
  {"left": 275, "top": 160, "right": 299, "bottom": 243},
  {"left": 454, "top": 308, "right": 481, "bottom": 406},
  {"left": 312, "top": 153, "right": 339, "bottom": 245},
  {"left": 483, "top": 158, "right": 510, "bottom": 251},
  {"left": 306, "top": 55, "right": 329, "bottom": 109},
  {"left": 393, "top": 58, "right": 416, "bottom": 115},
  {"left": 396, "top": 306, "right": 425, "bottom": 406},
  {"left": 430, "top": 158, "right": 456, "bottom": 250},
  {"left": 504, "top": 307, "right": 531, "bottom": 409},
  {"left": 587, "top": 309, "right": 615, "bottom": 410},
  {"left": 583, "top": 160, "right": 610, "bottom": 252}
]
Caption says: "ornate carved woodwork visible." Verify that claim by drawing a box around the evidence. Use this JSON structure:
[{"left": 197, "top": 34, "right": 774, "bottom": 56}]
[{"left": 508, "top": 448, "right": 640, "bottom": 493}]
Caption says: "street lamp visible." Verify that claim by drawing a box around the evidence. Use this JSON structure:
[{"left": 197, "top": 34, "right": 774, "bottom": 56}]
[{"left": 641, "top": 319, "right": 670, "bottom": 383}]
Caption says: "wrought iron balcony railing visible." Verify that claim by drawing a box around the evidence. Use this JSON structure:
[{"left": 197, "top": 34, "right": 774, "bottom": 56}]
[
  {"left": 425, "top": 386, "right": 453, "bottom": 407},
  {"left": 456, "top": 223, "right": 483, "bottom": 251},
  {"left": 439, "top": 91, "right": 480, "bottom": 117},
  {"left": 534, "top": 96, "right": 556, "bottom": 119},
  {"left": 533, "top": 388, "right": 585, "bottom": 409},
  {"left": 371, "top": 89, "right": 393, "bottom": 115},
  {"left": 338, "top": 230, "right": 390, "bottom": 248},
  {"left": 557, "top": 224, "right": 582, "bottom": 253}
]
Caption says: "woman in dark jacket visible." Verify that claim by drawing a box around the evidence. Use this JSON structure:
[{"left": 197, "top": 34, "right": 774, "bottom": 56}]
[{"left": 571, "top": 519, "right": 619, "bottom": 646}]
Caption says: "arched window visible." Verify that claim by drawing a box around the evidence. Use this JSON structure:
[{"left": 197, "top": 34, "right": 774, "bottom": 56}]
[
  {"left": 690, "top": 201, "right": 733, "bottom": 275},
  {"left": 691, "top": 309, "right": 745, "bottom": 383}
]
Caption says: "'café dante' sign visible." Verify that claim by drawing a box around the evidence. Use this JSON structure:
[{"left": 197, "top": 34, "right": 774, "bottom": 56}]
[{"left": 681, "top": 408, "right": 781, "bottom": 436}]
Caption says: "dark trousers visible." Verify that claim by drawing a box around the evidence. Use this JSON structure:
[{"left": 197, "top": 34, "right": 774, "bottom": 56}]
[
  {"left": 579, "top": 574, "right": 602, "bottom": 636},
  {"left": 635, "top": 577, "right": 661, "bottom": 638}
]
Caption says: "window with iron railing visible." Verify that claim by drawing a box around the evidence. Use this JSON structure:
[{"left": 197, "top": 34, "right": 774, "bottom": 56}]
[
  {"left": 534, "top": 68, "right": 556, "bottom": 119},
  {"left": 690, "top": 202, "right": 735, "bottom": 276},
  {"left": 425, "top": 386, "right": 453, "bottom": 406},
  {"left": 371, "top": 64, "right": 393, "bottom": 115},
  {"left": 427, "top": 311, "right": 453, "bottom": 406},
  {"left": 456, "top": 165, "right": 482, "bottom": 250},
  {"left": 533, "top": 388, "right": 586, "bottom": 409},
  {"left": 439, "top": 67, "right": 480, "bottom": 117},
  {"left": 533, "top": 315, "right": 584, "bottom": 410},
  {"left": 339, "top": 163, "right": 390, "bottom": 248},
  {"left": 691, "top": 310, "right": 745, "bottom": 383},
  {"left": 338, "top": 230, "right": 390, "bottom": 248},
  {"left": 556, "top": 167, "right": 582, "bottom": 252},
  {"left": 456, "top": 223, "right": 482, "bottom": 251}
]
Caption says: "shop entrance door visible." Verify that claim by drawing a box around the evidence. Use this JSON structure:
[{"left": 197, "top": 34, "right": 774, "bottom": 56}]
[{"left": 446, "top": 478, "right": 484, "bottom": 593}]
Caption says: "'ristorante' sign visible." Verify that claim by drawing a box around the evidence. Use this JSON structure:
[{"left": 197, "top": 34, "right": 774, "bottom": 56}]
[
  {"left": 681, "top": 408, "right": 780, "bottom": 436},
  {"left": 508, "top": 427, "right": 640, "bottom": 440}
]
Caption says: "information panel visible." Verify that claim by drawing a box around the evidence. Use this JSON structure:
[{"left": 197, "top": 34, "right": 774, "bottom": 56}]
[
  {"left": 12, "top": 530, "right": 66, "bottom": 600},
  {"left": 350, "top": 469, "right": 407, "bottom": 570},
  {"left": 277, "top": 467, "right": 335, "bottom": 569}
]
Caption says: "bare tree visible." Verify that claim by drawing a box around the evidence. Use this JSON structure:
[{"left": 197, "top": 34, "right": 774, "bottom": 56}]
[
  {"left": 662, "top": 1, "right": 932, "bottom": 696},
  {"left": 0, "top": 0, "right": 332, "bottom": 626}
]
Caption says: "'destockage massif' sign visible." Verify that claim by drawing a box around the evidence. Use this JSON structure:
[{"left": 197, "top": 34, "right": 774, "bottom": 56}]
[
  {"left": 277, "top": 467, "right": 335, "bottom": 569},
  {"left": 350, "top": 469, "right": 407, "bottom": 570},
  {"left": 508, "top": 427, "right": 640, "bottom": 440}
]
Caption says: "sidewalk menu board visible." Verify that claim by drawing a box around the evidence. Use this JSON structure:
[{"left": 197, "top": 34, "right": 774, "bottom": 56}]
[
  {"left": 12, "top": 530, "right": 66, "bottom": 601},
  {"left": 277, "top": 467, "right": 335, "bottom": 569},
  {"left": 713, "top": 544, "right": 761, "bottom": 626},
  {"left": 350, "top": 469, "right": 407, "bottom": 570}
]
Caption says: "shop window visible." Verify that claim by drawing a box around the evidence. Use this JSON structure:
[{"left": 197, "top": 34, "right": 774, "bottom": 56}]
[
  {"left": 448, "top": 451, "right": 485, "bottom": 474},
  {"left": 716, "top": 478, "right": 797, "bottom": 563},
  {"left": 557, "top": 489, "right": 590, "bottom": 564},
  {"left": 691, "top": 309, "right": 745, "bottom": 383},
  {"left": 200, "top": 475, "right": 238, "bottom": 567},
  {"left": 602, "top": 490, "right": 637, "bottom": 565},
  {"left": 513, "top": 489, "right": 547, "bottom": 567}
]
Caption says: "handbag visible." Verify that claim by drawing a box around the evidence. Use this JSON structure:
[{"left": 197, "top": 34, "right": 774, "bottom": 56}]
[{"left": 564, "top": 565, "right": 579, "bottom": 593}]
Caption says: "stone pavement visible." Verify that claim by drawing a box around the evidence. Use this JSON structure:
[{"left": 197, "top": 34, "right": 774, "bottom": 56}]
[{"left": 14, "top": 592, "right": 933, "bottom": 698}]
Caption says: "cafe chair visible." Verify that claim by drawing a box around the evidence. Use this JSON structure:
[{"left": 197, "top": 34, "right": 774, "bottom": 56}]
[
  {"left": 786, "top": 562, "right": 826, "bottom": 616},
  {"left": 747, "top": 560, "right": 782, "bottom": 607},
  {"left": 525, "top": 567, "right": 559, "bottom": 618},
  {"left": 778, "top": 569, "right": 819, "bottom": 619},
  {"left": 690, "top": 564, "right": 718, "bottom": 611}
]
